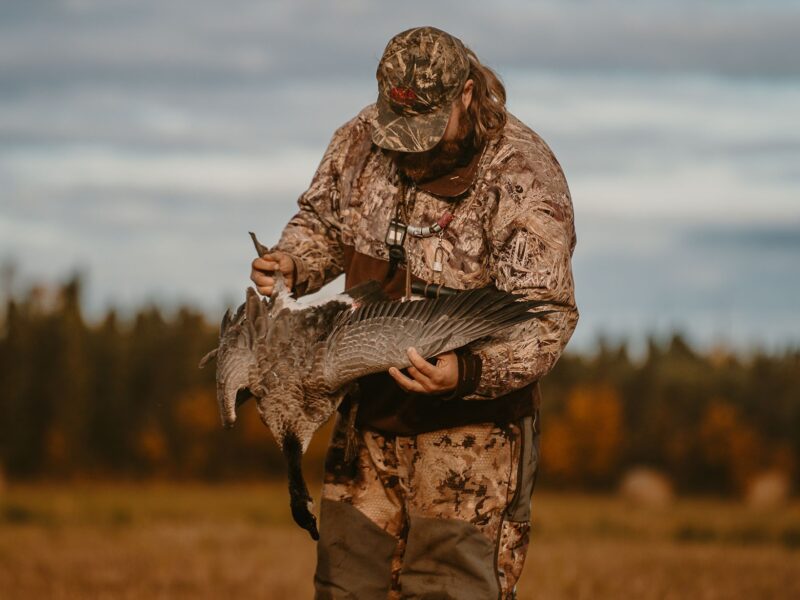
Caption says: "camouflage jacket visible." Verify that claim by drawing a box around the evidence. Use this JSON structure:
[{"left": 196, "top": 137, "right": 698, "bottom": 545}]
[{"left": 276, "top": 104, "right": 578, "bottom": 409}]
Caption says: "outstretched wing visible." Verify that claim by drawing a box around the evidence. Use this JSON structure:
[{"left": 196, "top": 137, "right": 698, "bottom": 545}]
[{"left": 322, "top": 286, "right": 556, "bottom": 390}]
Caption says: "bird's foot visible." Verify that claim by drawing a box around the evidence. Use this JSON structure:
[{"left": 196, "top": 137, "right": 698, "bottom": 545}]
[{"left": 290, "top": 496, "right": 319, "bottom": 541}]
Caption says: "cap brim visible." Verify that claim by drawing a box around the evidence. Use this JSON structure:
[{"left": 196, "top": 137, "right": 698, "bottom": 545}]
[{"left": 371, "top": 95, "right": 452, "bottom": 153}]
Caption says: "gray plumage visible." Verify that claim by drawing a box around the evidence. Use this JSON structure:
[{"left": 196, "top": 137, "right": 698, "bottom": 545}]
[{"left": 199, "top": 232, "right": 556, "bottom": 539}]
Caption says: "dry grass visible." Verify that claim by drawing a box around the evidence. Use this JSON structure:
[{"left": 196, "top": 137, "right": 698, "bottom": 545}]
[{"left": 1, "top": 484, "right": 799, "bottom": 599}]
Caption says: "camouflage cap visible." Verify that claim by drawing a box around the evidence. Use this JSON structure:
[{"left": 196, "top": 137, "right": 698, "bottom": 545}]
[{"left": 371, "top": 26, "right": 470, "bottom": 153}]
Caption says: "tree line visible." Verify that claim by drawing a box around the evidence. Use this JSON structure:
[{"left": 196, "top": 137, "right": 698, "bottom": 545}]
[{"left": 0, "top": 275, "right": 797, "bottom": 495}]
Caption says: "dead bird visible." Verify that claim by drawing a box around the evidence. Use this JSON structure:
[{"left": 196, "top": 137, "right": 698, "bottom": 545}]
[{"left": 200, "top": 232, "right": 557, "bottom": 540}]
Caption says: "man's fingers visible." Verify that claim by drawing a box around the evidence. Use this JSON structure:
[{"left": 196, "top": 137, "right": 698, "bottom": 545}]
[
  {"left": 251, "top": 270, "right": 271, "bottom": 285},
  {"left": 252, "top": 252, "right": 294, "bottom": 291},
  {"left": 407, "top": 348, "right": 438, "bottom": 379},
  {"left": 388, "top": 367, "right": 426, "bottom": 394},
  {"left": 253, "top": 254, "right": 294, "bottom": 273},
  {"left": 407, "top": 365, "right": 435, "bottom": 389},
  {"left": 253, "top": 275, "right": 275, "bottom": 295},
  {"left": 249, "top": 250, "right": 294, "bottom": 298},
  {"left": 252, "top": 257, "right": 281, "bottom": 272}
]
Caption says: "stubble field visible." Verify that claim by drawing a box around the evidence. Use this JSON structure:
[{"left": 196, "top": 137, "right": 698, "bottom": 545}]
[{"left": 1, "top": 484, "right": 798, "bottom": 599}]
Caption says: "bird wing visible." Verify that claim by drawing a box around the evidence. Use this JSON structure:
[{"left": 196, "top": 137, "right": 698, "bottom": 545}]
[
  {"left": 341, "top": 279, "right": 389, "bottom": 305},
  {"left": 322, "top": 286, "right": 556, "bottom": 390}
]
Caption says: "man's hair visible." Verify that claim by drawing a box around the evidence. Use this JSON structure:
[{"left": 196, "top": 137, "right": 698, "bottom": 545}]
[{"left": 463, "top": 47, "right": 507, "bottom": 149}]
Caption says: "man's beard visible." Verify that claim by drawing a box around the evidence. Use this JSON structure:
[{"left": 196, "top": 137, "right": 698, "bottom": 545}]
[{"left": 391, "top": 110, "right": 476, "bottom": 184}]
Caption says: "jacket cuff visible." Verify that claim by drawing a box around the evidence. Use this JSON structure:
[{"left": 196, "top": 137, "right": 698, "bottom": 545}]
[
  {"left": 441, "top": 348, "right": 483, "bottom": 400},
  {"left": 286, "top": 253, "right": 309, "bottom": 297}
]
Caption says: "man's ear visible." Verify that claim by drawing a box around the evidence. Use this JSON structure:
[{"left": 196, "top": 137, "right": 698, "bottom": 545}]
[{"left": 461, "top": 79, "right": 474, "bottom": 111}]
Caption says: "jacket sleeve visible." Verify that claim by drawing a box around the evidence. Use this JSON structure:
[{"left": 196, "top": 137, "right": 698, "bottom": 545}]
[
  {"left": 274, "top": 116, "right": 362, "bottom": 296},
  {"left": 462, "top": 151, "right": 579, "bottom": 400}
]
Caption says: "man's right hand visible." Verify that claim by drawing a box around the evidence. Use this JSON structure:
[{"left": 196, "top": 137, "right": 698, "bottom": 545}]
[{"left": 250, "top": 251, "right": 296, "bottom": 296}]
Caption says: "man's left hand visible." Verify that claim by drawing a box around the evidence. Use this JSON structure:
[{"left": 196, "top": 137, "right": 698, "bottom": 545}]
[{"left": 388, "top": 347, "right": 458, "bottom": 395}]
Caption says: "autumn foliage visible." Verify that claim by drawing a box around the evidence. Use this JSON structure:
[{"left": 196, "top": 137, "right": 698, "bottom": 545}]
[{"left": 1, "top": 275, "right": 798, "bottom": 495}]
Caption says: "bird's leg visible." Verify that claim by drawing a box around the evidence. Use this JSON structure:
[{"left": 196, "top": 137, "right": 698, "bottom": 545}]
[
  {"left": 249, "top": 231, "right": 271, "bottom": 257},
  {"left": 282, "top": 432, "right": 319, "bottom": 541}
]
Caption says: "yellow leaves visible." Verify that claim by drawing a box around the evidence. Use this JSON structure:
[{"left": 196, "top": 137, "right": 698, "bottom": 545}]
[
  {"left": 541, "top": 383, "right": 623, "bottom": 483},
  {"left": 698, "top": 400, "right": 795, "bottom": 493},
  {"left": 174, "top": 389, "right": 218, "bottom": 435},
  {"left": 137, "top": 426, "right": 167, "bottom": 465},
  {"left": 540, "top": 418, "right": 575, "bottom": 480},
  {"left": 45, "top": 427, "right": 69, "bottom": 468}
]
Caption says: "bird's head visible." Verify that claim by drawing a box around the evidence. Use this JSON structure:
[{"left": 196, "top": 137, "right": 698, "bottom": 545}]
[{"left": 199, "top": 286, "right": 269, "bottom": 428}]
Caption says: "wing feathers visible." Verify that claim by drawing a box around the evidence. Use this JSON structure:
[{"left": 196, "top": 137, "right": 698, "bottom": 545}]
[
  {"left": 343, "top": 280, "right": 389, "bottom": 305},
  {"left": 323, "top": 287, "right": 558, "bottom": 390}
]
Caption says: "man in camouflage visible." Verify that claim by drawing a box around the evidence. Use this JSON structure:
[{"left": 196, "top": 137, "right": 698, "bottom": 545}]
[{"left": 251, "top": 26, "right": 578, "bottom": 600}]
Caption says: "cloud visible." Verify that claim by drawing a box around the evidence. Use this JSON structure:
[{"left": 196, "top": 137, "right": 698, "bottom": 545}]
[
  {"left": 0, "top": 0, "right": 798, "bottom": 89},
  {"left": 2, "top": 146, "right": 323, "bottom": 197},
  {"left": 570, "top": 217, "right": 800, "bottom": 350},
  {"left": 0, "top": 79, "right": 373, "bottom": 151},
  {"left": 461, "top": 1, "right": 800, "bottom": 78},
  {"left": 504, "top": 71, "right": 800, "bottom": 223},
  {"left": 684, "top": 223, "right": 800, "bottom": 251},
  {"left": 1, "top": 0, "right": 798, "bottom": 349}
]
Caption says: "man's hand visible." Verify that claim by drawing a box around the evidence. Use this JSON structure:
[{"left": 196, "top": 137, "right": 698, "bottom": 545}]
[
  {"left": 389, "top": 347, "right": 458, "bottom": 395},
  {"left": 250, "top": 251, "right": 295, "bottom": 296}
]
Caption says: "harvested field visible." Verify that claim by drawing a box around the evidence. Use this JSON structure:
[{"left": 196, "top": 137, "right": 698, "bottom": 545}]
[{"left": 1, "top": 484, "right": 798, "bottom": 599}]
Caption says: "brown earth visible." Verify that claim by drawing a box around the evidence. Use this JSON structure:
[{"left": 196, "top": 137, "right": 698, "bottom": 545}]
[{"left": 1, "top": 484, "right": 798, "bottom": 599}]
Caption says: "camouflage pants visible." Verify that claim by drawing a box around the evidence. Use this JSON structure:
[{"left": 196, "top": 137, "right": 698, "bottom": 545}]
[{"left": 314, "top": 411, "right": 540, "bottom": 600}]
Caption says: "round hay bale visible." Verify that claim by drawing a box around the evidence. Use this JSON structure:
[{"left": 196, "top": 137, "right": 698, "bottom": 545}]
[
  {"left": 619, "top": 467, "right": 674, "bottom": 508},
  {"left": 745, "top": 470, "right": 791, "bottom": 509}
]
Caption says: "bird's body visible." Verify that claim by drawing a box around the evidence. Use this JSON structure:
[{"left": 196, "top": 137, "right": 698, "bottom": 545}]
[
  {"left": 200, "top": 233, "right": 557, "bottom": 539},
  {"left": 252, "top": 292, "right": 355, "bottom": 454}
]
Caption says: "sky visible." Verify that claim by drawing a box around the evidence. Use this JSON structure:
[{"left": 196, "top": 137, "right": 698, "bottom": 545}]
[{"left": 1, "top": 0, "right": 798, "bottom": 352}]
